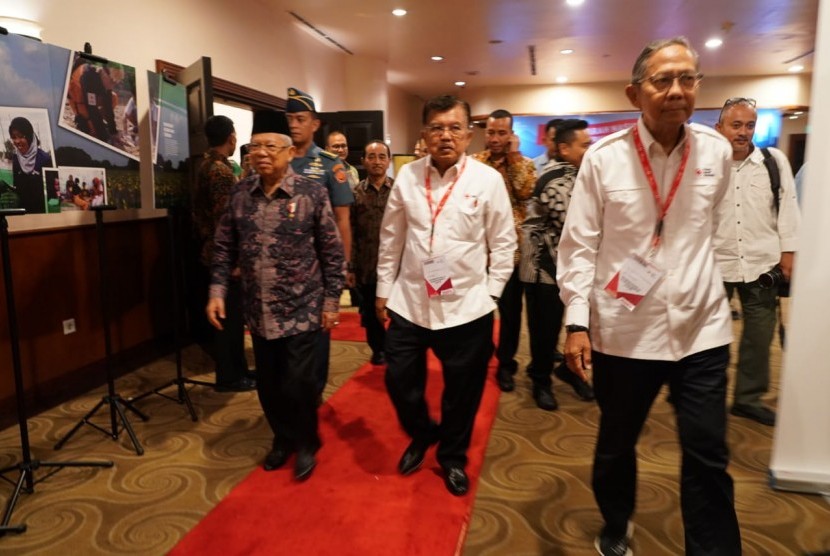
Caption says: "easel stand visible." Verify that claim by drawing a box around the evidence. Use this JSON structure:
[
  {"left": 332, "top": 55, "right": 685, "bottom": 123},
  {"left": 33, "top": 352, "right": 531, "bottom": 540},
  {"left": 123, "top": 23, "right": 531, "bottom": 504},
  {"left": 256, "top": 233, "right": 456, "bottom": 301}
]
[
  {"left": 54, "top": 206, "right": 148, "bottom": 455},
  {"left": 131, "top": 206, "right": 211, "bottom": 421},
  {"left": 0, "top": 209, "right": 112, "bottom": 536}
]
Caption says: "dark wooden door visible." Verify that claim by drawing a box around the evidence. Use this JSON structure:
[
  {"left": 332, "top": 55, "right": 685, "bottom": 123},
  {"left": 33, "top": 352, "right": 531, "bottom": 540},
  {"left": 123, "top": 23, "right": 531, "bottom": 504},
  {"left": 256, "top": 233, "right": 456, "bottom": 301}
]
[
  {"left": 316, "top": 110, "right": 384, "bottom": 176},
  {"left": 176, "top": 56, "right": 214, "bottom": 157}
]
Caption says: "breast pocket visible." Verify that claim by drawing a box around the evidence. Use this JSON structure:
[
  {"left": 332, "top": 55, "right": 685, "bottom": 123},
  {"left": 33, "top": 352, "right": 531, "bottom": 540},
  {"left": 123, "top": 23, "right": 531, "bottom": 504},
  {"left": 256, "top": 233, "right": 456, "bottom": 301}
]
[{"left": 604, "top": 186, "right": 652, "bottom": 227}]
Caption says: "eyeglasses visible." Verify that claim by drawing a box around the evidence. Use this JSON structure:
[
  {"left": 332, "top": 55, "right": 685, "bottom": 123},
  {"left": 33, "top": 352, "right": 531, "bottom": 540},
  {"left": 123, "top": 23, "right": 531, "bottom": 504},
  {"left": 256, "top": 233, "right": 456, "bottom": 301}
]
[
  {"left": 718, "top": 97, "right": 757, "bottom": 122},
  {"left": 424, "top": 124, "right": 470, "bottom": 138},
  {"left": 722, "top": 97, "right": 756, "bottom": 109},
  {"left": 246, "top": 143, "right": 290, "bottom": 154},
  {"left": 636, "top": 72, "right": 703, "bottom": 91}
]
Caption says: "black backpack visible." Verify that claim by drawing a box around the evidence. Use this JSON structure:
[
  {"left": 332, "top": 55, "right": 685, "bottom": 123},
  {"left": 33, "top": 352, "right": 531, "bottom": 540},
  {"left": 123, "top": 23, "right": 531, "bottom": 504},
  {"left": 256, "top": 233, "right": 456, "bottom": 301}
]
[{"left": 760, "top": 147, "right": 781, "bottom": 214}]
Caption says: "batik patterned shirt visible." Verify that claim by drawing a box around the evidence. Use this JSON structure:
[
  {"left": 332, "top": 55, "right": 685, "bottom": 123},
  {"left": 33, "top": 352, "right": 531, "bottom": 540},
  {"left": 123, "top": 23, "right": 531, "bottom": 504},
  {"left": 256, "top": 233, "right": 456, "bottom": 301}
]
[
  {"left": 210, "top": 167, "right": 345, "bottom": 339},
  {"left": 193, "top": 148, "right": 235, "bottom": 266},
  {"left": 351, "top": 176, "right": 393, "bottom": 286},
  {"left": 472, "top": 150, "right": 536, "bottom": 264}
]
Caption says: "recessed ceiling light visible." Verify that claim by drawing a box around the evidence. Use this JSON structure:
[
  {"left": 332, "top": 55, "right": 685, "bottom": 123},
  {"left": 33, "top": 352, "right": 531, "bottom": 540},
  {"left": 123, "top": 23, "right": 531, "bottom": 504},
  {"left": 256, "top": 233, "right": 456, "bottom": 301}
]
[
  {"left": 560, "top": 49, "right": 574, "bottom": 55},
  {"left": 454, "top": 81, "right": 466, "bottom": 87},
  {"left": 793, "top": 111, "right": 804, "bottom": 115},
  {"left": 556, "top": 76, "right": 569, "bottom": 83},
  {"left": 789, "top": 64, "right": 805, "bottom": 72},
  {"left": 392, "top": 8, "right": 407, "bottom": 16},
  {"left": 705, "top": 38, "right": 723, "bottom": 49},
  {"left": 566, "top": 0, "right": 585, "bottom": 6},
  {"left": 431, "top": 55, "right": 444, "bottom": 61},
  {"left": 789, "top": 115, "right": 799, "bottom": 119}
]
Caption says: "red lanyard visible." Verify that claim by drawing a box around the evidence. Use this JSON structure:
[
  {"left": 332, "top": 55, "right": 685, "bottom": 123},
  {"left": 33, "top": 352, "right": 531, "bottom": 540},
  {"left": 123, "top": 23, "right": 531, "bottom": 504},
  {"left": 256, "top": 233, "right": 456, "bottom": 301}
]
[
  {"left": 632, "top": 125, "right": 691, "bottom": 249},
  {"left": 425, "top": 157, "right": 467, "bottom": 252}
]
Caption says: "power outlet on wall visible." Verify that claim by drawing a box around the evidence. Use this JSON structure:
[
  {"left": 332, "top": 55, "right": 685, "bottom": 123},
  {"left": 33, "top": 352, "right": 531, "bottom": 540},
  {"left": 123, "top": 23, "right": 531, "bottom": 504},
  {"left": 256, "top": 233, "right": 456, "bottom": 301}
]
[{"left": 62, "top": 318, "right": 76, "bottom": 335}]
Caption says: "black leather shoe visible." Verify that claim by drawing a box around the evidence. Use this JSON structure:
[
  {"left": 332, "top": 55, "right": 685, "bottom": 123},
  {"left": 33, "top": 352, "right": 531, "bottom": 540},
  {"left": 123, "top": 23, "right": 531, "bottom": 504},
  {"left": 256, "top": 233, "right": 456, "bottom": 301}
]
[
  {"left": 554, "top": 364, "right": 595, "bottom": 401},
  {"left": 731, "top": 404, "right": 776, "bottom": 426},
  {"left": 264, "top": 447, "right": 291, "bottom": 471},
  {"left": 294, "top": 451, "right": 316, "bottom": 481},
  {"left": 443, "top": 466, "right": 469, "bottom": 496},
  {"left": 533, "top": 385, "right": 558, "bottom": 411},
  {"left": 398, "top": 440, "right": 429, "bottom": 475},
  {"left": 496, "top": 367, "right": 515, "bottom": 392},
  {"left": 370, "top": 351, "right": 386, "bottom": 365},
  {"left": 215, "top": 376, "right": 257, "bottom": 392}
]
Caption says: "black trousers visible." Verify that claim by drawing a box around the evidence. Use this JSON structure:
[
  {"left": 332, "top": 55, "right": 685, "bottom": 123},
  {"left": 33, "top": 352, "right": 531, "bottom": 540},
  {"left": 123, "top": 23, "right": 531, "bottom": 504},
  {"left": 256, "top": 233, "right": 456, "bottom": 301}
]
[
  {"left": 523, "top": 281, "right": 565, "bottom": 388},
  {"left": 212, "top": 278, "right": 249, "bottom": 385},
  {"left": 313, "top": 330, "right": 330, "bottom": 395},
  {"left": 384, "top": 310, "right": 494, "bottom": 469},
  {"left": 592, "top": 346, "right": 741, "bottom": 555},
  {"left": 496, "top": 268, "right": 524, "bottom": 372},
  {"left": 251, "top": 330, "right": 320, "bottom": 454},
  {"left": 358, "top": 282, "right": 386, "bottom": 356}
]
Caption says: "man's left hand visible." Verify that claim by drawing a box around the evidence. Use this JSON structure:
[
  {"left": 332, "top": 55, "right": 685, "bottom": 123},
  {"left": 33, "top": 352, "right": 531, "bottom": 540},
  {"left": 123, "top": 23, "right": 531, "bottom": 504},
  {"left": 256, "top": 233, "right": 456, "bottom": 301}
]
[
  {"left": 779, "top": 252, "right": 795, "bottom": 282},
  {"left": 322, "top": 311, "right": 340, "bottom": 331}
]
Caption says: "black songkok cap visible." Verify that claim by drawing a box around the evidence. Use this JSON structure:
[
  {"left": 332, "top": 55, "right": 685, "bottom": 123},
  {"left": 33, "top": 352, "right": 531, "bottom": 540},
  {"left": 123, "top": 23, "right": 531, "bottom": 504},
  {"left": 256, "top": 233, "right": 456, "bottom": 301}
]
[
  {"left": 251, "top": 109, "right": 290, "bottom": 136},
  {"left": 286, "top": 87, "right": 316, "bottom": 113}
]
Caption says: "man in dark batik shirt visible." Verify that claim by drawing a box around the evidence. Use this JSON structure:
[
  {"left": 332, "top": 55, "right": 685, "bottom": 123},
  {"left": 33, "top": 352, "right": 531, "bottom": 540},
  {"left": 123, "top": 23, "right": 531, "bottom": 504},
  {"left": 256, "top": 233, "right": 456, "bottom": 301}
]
[
  {"left": 349, "top": 140, "right": 394, "bottom": 365},
  {"left": 207, "top": 110, "right": 344, "bottom": 481},
  {"left": 192, "top": 115, "right": 255, "bottom": 393}
]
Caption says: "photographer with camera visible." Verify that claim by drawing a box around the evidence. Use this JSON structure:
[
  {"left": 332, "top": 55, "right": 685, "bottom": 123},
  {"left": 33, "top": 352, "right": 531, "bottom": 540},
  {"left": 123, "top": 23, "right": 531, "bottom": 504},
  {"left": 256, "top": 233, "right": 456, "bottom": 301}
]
[{"left": 714, "top": 97, "right": 801, "bottom": 427}]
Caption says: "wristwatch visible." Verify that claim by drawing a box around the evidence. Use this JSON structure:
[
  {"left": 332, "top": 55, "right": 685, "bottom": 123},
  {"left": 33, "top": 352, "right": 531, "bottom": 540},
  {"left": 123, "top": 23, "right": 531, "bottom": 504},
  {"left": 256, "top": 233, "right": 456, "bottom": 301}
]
[{"left": 565, "top": 324, "right": 589, "bottom": 333}]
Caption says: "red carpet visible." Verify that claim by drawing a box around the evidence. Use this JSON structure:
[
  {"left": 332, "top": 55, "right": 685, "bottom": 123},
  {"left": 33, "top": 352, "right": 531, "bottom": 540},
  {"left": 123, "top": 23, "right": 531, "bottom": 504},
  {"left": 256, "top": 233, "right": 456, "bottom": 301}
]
[{"left": 171, "top": 334, "right": 501, "bottom": 555}]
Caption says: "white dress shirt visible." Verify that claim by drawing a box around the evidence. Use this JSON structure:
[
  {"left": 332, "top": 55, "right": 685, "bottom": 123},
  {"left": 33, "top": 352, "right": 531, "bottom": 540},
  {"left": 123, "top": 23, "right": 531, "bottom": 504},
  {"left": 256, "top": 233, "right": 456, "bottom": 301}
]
[
  {"left": 713, "top": 146, "right": 800, "bottom": 282},
  {"left": 376, "top": 154, "right": 517, "bottom": 330},
  {"left": 557, "top": 118, "right": 733, "bottom": 360}
]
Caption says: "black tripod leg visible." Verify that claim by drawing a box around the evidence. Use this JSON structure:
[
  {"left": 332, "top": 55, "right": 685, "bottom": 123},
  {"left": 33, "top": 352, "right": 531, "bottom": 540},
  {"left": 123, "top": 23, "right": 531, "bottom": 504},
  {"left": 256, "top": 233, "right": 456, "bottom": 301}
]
[
  {"left": 175, "top": 381, "right": 199, "bottom": 422},
  {"left": 53, "top": 398, "right": 107, "bottom": 450},
  {"left": 118, "top": 397, "right": 149, "bottom": 421},
  {"left": 113, "top": 400, "right": 144, "bottom": 456},
  {"left": 0, "top": 468, "right": 29, "bottom": 535}
]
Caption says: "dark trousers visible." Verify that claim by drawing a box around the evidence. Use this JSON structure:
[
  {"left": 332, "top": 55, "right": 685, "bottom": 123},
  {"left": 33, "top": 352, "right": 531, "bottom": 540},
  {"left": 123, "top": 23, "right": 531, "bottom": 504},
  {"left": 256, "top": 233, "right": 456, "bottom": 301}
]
[
  {"left": 496, "top": 267, "right": 523, "bottom": 372},
  {"left": 358, "top": 282, "right": 386, "bottom": 356},
  {"left": 384, "top": 310, "right": 494, "bottom": 469},
  {"left": 724, "top": 280, "right": 777, "bottom": 408},
  {"left": 313, "top": 330, "right": 330, "bottom": 395},
  {"left": 592, "top": 346, "right": 741, "bottom": 555},
  {"left": 524, "top": 281, "right": 565, "bottom": 388},
  {"left": 213, "top": 279, "right": 249, "bottom": 385},
  {"left": 251, "top": 331, "right": 320, "bottom": 454}
]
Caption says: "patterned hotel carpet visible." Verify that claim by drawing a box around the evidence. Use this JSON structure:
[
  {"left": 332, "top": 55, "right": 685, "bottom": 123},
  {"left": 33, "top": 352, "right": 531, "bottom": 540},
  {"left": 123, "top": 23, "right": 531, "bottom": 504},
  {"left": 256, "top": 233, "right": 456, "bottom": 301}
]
[{"left": 0, "top": 306, "right": 828, "bottom": 555}]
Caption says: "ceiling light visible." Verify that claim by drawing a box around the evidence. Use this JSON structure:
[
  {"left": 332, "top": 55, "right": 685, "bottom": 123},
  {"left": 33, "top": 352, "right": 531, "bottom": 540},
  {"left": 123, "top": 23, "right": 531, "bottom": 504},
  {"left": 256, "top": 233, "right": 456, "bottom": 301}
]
[
  {"left": 789, "top": 65, "right": 804, "bottom": 72},
  {"left": 454, "top": 81, "right": 466, "bottom": 87},
  {"left": 392, "top": 8, "right": 407, "bottom": 17},
  {"left": 705, "top": 38, "right": 723, "bottom": 49},
  {"left": 556, "top": 76, "right": 569, "bottom": 83},
  {"left": 560, "top": 49, "right": 574, "bottom": 55},
  {"left": 789, "top": 115, "right": 799, "bottom": 120},
  {"left": 566, "top": 0, "right": 585, "bottom": 6},
  {"left": 793, "top": 111, "right": 804, "bottom": 115},
  {"left": 431, "top": 55, "right": 444, "bottom": 61}
]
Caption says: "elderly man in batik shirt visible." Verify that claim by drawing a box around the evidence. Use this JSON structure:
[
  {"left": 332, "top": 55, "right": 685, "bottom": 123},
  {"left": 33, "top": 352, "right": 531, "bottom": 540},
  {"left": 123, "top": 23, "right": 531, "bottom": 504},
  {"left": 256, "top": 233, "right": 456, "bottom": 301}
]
[{"left": 207, "top": 109, "right": 344, "bottom": 482}]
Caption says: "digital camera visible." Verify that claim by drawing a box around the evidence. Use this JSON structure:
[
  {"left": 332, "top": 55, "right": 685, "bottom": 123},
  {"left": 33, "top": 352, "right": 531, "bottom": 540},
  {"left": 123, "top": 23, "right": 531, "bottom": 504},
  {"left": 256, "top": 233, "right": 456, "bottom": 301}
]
[{"left": 758, "top": 265, "right": 790, "bottom": 297}]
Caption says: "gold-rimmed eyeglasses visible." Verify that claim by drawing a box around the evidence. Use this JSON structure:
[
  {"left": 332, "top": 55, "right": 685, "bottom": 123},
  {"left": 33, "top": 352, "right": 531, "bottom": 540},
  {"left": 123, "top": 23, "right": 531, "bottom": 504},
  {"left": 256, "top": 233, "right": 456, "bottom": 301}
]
[
  {"left": 246, "top": 142, "right": 290, "bottom": 154},
  {"left": 424, "top": 124, "right": 470, "bottom": 138},
  {"left": 636, "top": 72, "right": 703, "bottom": 92}
]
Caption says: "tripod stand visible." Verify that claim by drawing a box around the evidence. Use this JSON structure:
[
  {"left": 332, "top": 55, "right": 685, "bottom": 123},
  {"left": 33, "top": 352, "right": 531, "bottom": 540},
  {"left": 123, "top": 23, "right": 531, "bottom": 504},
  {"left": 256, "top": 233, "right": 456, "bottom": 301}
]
[
  {"left": 131, "top": 206, "right": 212, "bottom": 421},
  {"left": 54, "top": 206, "right": 149, "bottom": 455},
  {"left": 0, "top": 209, "right": 112, "bottom": 536}
]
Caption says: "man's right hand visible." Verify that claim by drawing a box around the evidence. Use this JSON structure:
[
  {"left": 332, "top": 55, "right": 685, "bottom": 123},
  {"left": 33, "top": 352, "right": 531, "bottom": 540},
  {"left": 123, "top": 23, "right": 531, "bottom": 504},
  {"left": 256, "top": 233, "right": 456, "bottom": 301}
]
[
  {"left": 564, "top": 331, "right": 592, "bottom": 382},
  {"left": 206, "top": 297, "right": 226, "bottom": 330},
  {"left": 375, "top": 297, "right": 388, "bottom": 323}
]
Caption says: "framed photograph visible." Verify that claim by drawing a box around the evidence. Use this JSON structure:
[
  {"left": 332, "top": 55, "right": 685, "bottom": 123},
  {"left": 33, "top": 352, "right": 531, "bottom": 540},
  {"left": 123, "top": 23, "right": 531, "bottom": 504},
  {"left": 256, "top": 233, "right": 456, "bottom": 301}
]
[
  {"left": 0, "top": 106, "right": 56, "bottom": 214},
  {"left": 55, "top": 165, "right": 107, "bottom": 212}
]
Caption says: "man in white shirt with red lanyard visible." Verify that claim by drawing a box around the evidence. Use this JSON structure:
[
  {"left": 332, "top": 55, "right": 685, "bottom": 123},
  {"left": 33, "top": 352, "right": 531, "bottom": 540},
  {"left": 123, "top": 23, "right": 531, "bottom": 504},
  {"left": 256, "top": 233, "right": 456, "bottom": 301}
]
[
  {"left": 376, "top": 94, "right": 516, "bottom": 496},
  {"left": 557, "top": 37, "right": 741, "bottom": 555}
]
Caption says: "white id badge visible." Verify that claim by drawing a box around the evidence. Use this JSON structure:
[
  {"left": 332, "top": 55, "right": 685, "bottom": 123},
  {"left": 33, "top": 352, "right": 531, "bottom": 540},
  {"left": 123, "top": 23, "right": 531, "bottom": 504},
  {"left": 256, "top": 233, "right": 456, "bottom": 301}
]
[
  {"left": 422, "top": 255, "right": 454, "bottom": 297},
  {"left": 604, "top": 254, "right": 664, "bottom": 310}
]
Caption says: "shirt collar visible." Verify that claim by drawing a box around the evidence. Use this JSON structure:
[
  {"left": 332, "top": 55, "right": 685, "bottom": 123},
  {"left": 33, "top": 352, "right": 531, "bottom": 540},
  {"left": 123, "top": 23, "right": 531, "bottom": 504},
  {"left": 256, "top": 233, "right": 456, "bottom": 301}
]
[
  {"left": 636, "top": 116, "right": 689, "bottom": 157},
  {"left": 251, "top": 166, "right": 296, "bottom": 197},
  {"left": 426, "top": 152, "right": 467, "bottom": 179}
]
